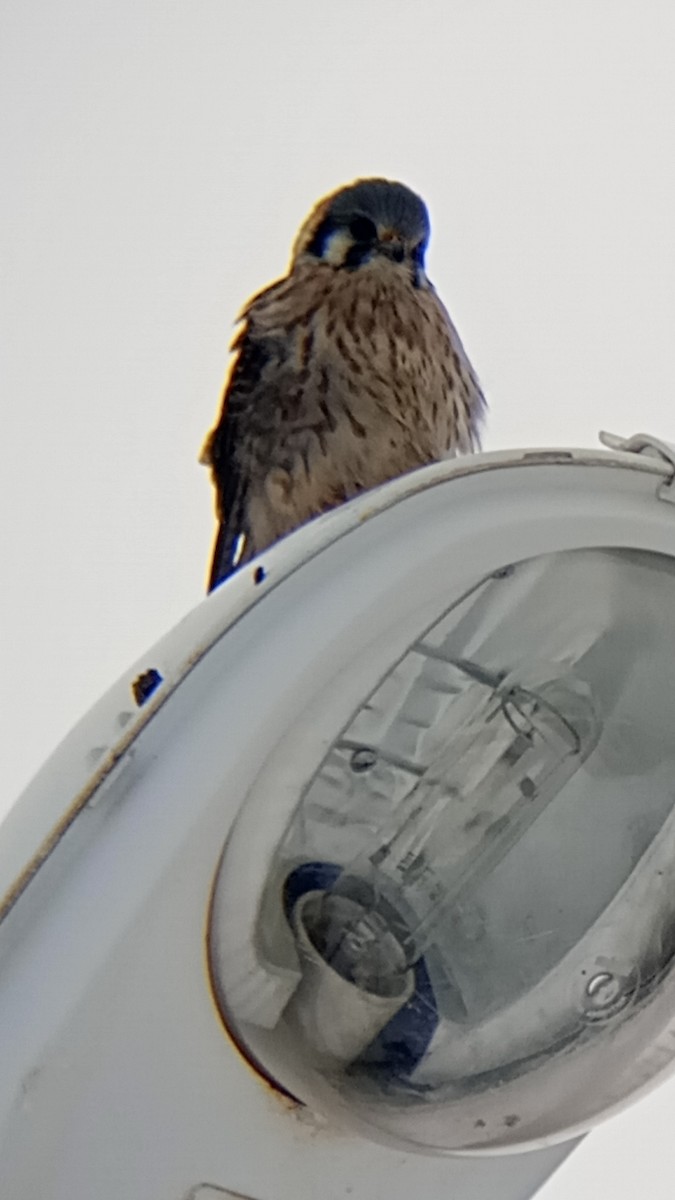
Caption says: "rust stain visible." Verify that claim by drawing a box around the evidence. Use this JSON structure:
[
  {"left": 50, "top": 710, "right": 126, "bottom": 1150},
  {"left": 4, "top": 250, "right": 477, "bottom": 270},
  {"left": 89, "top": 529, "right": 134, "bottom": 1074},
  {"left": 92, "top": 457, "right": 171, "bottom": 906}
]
[
  {"left": 131, "top": 668, "right": 164, "bottom": 707},
  {"left": 0, "top": 637, "right": 217, "bottom": 926},
  {"left": 0, "top": 735, "right": 137, "bottom": 925}
]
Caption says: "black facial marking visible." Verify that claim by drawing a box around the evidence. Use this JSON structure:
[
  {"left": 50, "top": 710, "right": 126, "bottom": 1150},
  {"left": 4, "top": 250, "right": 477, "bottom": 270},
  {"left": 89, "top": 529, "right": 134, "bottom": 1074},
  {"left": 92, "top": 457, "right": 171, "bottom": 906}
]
[
  {"left": 344, "top": 242, "right": 374, "bottom": 269},
  {"left": 305, "top": 215, "right": 337, "bottom": 258},
  {"left": 412, "top": 240, "right": 427, "bottom": 268},
  {"left": 349, "top": 215, "right": 377, "bottom": 242}
]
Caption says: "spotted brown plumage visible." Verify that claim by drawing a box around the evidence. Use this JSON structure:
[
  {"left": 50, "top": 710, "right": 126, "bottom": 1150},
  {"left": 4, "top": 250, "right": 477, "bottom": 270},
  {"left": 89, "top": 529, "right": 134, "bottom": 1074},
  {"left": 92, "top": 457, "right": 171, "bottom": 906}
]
[{"left": 201, "top": 178, "right": 486, "bottom": 591}]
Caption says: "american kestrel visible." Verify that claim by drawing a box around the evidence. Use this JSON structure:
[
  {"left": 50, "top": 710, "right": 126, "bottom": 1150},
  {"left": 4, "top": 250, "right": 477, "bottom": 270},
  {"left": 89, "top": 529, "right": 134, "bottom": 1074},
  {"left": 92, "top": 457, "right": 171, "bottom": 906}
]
[{"left": 201, "top": 178, "right": 486, "bottom": 590}]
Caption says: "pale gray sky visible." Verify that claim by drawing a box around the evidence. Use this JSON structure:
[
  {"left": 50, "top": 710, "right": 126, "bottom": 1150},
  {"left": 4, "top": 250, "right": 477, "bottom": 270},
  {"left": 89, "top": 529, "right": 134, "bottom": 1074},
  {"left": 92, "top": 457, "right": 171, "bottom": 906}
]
[{"left": 3, "top": 1, "right": 675, "bottom": 1194}]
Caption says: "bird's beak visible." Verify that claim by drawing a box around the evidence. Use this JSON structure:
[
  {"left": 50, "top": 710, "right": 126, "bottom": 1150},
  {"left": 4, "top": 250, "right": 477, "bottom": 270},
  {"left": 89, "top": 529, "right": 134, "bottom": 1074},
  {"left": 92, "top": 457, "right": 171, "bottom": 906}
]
[{"left": 379, "top": 228, "right": 406, "bottom": 263}]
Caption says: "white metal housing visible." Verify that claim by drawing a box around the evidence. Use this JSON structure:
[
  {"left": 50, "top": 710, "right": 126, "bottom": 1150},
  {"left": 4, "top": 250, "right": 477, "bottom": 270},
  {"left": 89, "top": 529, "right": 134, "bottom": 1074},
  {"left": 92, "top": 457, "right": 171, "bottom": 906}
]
[{"left": 2, "top": 437, "right": 674, "bottom": 1198}]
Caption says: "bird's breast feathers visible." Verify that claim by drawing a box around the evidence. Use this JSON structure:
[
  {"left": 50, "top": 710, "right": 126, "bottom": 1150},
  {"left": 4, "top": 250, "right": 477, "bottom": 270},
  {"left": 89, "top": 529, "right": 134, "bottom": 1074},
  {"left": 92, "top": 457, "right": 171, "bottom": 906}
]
[{"left": 238, "top": 259, "right": 484, "bottom": 458}]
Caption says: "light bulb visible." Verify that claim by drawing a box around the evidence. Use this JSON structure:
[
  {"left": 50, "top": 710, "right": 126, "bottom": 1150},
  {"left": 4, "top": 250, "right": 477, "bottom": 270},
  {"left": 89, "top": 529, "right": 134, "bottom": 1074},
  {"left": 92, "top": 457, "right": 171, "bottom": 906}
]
[{"left": 296, "top": 662, "right": 600, "bottom": 1018}]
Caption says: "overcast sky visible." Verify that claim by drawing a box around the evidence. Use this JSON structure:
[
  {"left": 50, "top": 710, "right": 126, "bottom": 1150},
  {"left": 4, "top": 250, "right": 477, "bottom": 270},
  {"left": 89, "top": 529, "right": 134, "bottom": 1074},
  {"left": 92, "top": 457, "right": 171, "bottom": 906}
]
[{"left": 3, "top": 2, "right": 675, "bottom": 1195}]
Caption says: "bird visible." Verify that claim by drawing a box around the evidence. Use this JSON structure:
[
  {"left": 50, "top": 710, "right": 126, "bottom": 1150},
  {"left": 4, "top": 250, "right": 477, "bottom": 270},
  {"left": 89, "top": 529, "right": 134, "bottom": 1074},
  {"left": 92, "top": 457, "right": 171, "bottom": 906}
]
[{"left": 201, "top": 177, "right": 486, "bottom": 591}]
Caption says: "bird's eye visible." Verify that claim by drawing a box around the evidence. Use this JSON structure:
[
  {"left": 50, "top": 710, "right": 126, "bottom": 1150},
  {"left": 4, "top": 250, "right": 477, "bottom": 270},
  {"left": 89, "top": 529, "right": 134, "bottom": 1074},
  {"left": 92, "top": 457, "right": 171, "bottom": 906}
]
[{"left": 349, "top": 216, "right": 378, "bottom": 242}]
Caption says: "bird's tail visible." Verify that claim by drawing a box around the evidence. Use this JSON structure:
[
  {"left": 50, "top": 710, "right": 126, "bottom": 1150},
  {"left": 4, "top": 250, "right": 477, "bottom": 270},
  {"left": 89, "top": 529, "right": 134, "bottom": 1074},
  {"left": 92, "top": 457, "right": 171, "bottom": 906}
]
[{"left": 206, "top": 524, "right": 247, "bottom": 592}]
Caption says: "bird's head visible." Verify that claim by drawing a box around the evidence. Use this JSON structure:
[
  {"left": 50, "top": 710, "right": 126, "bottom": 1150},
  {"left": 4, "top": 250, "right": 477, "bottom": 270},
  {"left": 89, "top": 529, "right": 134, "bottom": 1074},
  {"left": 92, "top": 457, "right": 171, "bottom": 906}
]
[{"left": 292, "top": 178, "right": 431, "bottom": 282}]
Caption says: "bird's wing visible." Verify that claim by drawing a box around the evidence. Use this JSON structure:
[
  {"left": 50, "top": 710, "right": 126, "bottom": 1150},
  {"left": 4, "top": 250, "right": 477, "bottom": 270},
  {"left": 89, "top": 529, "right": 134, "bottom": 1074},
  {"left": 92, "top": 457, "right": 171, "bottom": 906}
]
[
  {"left": 202, "top": 270, "right": 329, "bottom": 591},
  {"left": 202, "top": 327, "right": 271, "bottom": 591}
]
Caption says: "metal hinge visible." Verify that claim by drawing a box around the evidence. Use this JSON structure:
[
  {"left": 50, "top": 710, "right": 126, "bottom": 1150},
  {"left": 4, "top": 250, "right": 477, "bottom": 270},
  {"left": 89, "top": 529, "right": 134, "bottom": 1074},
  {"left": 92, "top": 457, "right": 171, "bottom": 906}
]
[{"left": 599, "top": 430, "right": 675, "bottom": 504}]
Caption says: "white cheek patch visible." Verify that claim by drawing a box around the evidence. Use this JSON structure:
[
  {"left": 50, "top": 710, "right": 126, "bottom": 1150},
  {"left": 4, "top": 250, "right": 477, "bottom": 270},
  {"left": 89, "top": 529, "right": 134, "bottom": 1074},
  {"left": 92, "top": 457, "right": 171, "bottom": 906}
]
[{"left": 322, "top": 229, "right": 355, "bottom": 265}]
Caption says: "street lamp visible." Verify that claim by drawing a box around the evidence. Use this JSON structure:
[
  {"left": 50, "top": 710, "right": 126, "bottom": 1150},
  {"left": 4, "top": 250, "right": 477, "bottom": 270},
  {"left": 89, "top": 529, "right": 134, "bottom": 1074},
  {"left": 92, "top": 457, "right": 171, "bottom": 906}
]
[{"left": 2, "top": 432, "right": 675, "bottom": 1198}]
